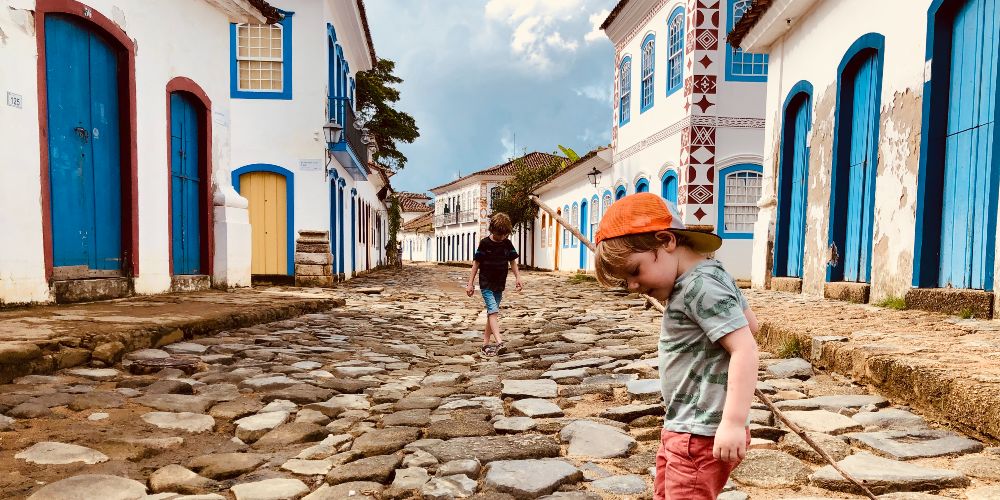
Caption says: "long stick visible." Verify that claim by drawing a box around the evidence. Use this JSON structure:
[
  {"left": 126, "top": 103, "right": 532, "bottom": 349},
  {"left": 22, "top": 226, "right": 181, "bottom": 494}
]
[{"left": 529, "top": 194, "right": 877, "bottom": 500}]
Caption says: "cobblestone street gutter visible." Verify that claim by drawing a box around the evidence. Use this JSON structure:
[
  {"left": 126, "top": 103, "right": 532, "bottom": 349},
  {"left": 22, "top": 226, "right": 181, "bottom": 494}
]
[
  {"left": 747, "top": 289, "right": 1000, "bottom": 444},
  {"left": 0, "top": 288, "right": 345, "bottom": 384}
]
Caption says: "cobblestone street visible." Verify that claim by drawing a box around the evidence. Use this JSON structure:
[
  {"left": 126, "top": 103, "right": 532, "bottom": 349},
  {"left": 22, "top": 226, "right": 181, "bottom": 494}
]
[{"left": 1, "top": 264, "right": 999, "bottom": 499}]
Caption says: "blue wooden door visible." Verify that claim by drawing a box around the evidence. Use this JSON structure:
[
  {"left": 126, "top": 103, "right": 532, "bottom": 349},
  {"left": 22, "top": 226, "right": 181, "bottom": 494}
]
[
  {"left": 579, "top": 201, "right": 588, "bottom": 268},
  {"left": 45, "top": 15, "right": 122, "bottom": 272},
  {"left": 170, "top": 93, "right": 201, "bottom": 275},
  {"left": 330, "top": 180, "right": 338, "bottom": 271},
  {"left": 662, "top": 173, "right": 678, "bottom": 205},
  {"left": 843, "top": 54, "right": 880, "bottom": 282},
  {"left": 785, "top": 98, "right": 810, "bottom": 277},
  {"left": 939, "top": 0, "right": 999, "bottom": 290}
]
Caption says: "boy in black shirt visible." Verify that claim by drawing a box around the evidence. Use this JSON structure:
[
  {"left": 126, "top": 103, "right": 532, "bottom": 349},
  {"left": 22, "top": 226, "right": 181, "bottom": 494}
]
[{"left": 466, "top": 212, "right": 523, "bottom": 356}]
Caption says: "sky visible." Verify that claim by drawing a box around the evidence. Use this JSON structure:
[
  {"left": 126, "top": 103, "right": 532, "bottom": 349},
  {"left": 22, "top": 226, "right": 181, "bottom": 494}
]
[{"left": 365, "top": 0, "right": 618, "bottom": 195}]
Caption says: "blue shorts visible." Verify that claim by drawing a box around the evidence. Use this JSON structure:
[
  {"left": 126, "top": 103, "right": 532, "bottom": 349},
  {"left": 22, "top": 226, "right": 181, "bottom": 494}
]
[{"left": 481, "top": 289, "right": 503, "bottom": 315}]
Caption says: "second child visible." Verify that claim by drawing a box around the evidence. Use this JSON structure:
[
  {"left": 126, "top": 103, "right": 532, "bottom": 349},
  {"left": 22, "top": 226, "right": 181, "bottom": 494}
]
[{"left": 466, "top": 212, "right": 523, "bottom": 356}]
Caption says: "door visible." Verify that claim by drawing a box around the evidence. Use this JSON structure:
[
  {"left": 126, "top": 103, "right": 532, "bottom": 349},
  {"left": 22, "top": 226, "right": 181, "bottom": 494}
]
[
  {"left": 579, "top": 201, "right": 588, "bottom": 269},
  {"left": 939, "top": 0, "right": 999, "bottom": 289},
  {"left": 240, "top": 172, "right": 288, "bottom": 275},
  {"left": 779, "top": 95, "right": 811, "bottom": 278},
  {"left": 170, "top": 93, "right": 202, "bottom": 275},
  {"left": 45, "top": 14, "right": 123, "bottom": 275},
  {"left": 843, "top": 53, "right": 880, "bottom": 282}
]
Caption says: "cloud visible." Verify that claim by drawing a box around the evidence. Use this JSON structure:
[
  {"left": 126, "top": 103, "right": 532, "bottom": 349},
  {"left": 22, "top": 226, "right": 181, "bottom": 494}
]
[
  {"left": 485, "top": 0, "right": 584, "bottom": 22},
  {"left": 499, "top": 127, "right": 517, "bottom": 162},
  {"left": 585, "top": 9, "right": 610, "bottom": 43},
  {"left": 574, "top": 83, "right": 612, "bottom": 103},
  {"left": 486, "top": 0, "right": 589, "bottom": 72}
]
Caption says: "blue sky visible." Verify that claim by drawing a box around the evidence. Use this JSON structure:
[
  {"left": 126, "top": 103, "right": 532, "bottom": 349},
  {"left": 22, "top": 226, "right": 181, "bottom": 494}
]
[{"left": 365, "top": 0, "right": 617, "bottom": 194}]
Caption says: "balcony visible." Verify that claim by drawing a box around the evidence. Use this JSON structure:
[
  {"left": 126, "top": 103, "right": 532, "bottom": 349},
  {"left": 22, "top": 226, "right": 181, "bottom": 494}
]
[
  {"left": 328, "top": 96, "right": 369, "bottom": 181},
  {"left": 434, "top": 210, "right": 477, "bottom": 227}
]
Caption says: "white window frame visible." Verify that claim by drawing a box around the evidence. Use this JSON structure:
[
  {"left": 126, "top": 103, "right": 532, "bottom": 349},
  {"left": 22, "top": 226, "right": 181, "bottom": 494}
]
[{"left": 236, "top": 22, "right": 285, "bottom": 92}]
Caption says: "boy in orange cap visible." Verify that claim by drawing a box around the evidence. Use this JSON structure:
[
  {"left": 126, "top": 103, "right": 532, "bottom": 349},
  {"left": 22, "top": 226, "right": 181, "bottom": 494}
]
[{"left": 593, "top": 192, "right": 759, "bottom": 500}]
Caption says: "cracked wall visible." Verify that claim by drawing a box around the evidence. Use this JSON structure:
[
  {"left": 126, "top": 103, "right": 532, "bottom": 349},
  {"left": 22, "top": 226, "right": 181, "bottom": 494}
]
[{"left": 801, "top": 83, "right": 837, "bottom": 296}]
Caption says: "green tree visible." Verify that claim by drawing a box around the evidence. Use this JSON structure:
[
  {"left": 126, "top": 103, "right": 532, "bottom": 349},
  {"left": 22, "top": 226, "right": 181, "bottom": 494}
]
[
  {"left": 385, "top": 194, "right": 403, "bottom": 268},
  {"left": 356, "top": 58, "right": 420, "bottom": 172},
  {"left": 490, "top": 150, "right": 567, "bottom": 232}
]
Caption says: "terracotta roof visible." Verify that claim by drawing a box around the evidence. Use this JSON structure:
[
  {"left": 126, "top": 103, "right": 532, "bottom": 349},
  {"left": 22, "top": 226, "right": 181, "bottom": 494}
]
[
  {"left": 397, "top": 192, "right": 432, "bottom": 213},
  {"left": 429, "top": 152, "right": 564, "bottom": 193},
  {"left": 247, "top": 0, "right": 283, "bottom": 24},
  {"left": 402, "top": 211, "right": 433, "bottom": 232},
  {"left": 600, "top": 0, "right": 631, "bottom": 30},
  {"left": 356, "top": 0, "right": 378, "bottom": 65},
  {"left": 726, "top": 0, "right": 774, "bottom": 49},
  {"left": 531, "top": 147, "right": 609, "bottom": 192}
]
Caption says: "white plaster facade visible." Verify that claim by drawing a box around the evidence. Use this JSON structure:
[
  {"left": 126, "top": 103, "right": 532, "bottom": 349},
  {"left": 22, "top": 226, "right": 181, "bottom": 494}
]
[
  {"left": 737, "top": 0, "right": 1000, "bottom": 312},
  {"left": 228, "top": 0, "right": 388, "bottom": 280},
  {"left": 0, "top": 0, "right": 268, "bottom": 304},
  {"left": 600, "top": 0, "right": 769, "bottom": 280}
]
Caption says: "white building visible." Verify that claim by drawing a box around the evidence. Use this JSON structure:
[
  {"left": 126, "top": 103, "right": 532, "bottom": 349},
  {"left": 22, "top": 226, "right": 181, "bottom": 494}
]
[
  {"left": 228, "top": 0, "right": 388, "bottom": 285},
  {"left": 0, "top": 0, "right": 278, "bottom": 305},
  {"left": 429, "top": 152, "right": 562, "bottom": 266},
  {"left": 599, "top": 0, "right": 770, "bottom": 280},
  {"left": 732, "top": 0, "right": 1000, "bottom": 317},
  {"left": 396, "top": 192, "right": 434, "bottom": 262},
  {"left": 531, "top": 148, "right": 613, "bottom": 272}
]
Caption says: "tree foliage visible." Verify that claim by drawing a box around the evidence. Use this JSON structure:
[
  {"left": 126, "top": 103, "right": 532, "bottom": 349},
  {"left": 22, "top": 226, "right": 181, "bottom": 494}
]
[
  {"left": 356, "top": 58, "right": 419, "bottom": 172},
  {"left": 491, "top": 148, "right": 577, "bottom": 232}
]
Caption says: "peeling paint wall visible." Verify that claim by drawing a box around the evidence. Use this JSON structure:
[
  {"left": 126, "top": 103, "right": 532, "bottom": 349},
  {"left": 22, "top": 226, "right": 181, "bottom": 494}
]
[{"left": 750, "top": 0, "right": 933, "bottom": 301}]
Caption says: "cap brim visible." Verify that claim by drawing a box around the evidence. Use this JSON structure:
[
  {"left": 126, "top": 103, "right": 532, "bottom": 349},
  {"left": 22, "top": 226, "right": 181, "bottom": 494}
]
[{"left": 672, "top": 229, "right": 723, "bottom": 253}]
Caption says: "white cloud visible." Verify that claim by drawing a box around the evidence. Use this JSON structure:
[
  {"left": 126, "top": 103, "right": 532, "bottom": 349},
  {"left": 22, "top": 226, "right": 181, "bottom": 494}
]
[
  {"left": 546, "top": 32, "right": 579, "bottom": 52},
  {"left": 499, "top": 127, "right": 517, "bottom": 162},
  {"left": 485, "top": 0, "right": 584, "bottom": 22},
  {"left": 585, "top": 9, "right": 610, "bottom": 43},
  {"left": 486, "top": 0, "right": 589, "bottom": 71},
  {"left": 574, "top": 83, "right": 612, "bottom": 103}
]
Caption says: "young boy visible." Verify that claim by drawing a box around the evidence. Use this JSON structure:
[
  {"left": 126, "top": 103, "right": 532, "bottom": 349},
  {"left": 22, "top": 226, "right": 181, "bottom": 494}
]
[
  {"left": 593, "top": 193, "right": 759, "bottom": 500},
  {"left": 466, "top": 212, "right": 523, "bottom": 356}
]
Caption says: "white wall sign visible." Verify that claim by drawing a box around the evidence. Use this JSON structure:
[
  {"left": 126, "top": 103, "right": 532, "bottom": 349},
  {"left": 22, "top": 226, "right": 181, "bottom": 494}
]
[
  {"left": 6, "top": 92, "right": 23, "bottom": 109},
  {"left": 299, "top": 159, "right": 322, "bottom": 172}
]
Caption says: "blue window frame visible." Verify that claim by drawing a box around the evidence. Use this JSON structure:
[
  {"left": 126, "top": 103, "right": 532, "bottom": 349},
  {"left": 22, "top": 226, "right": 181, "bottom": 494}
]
[
  {"left": 667, "top": 7, "right": 684, "bottom": 96},
  {"left": 718, "top": 164, "right": 764, "bottom": 239},
  {"left": 619, "top": 56, "right": 632, "bottom": 126},
  {"left": 231, "top": 11, "right": 293, "bottom": 100},
  {"left": 635, "top": 178, "right": 650, "bottom": 193},
  {"left": 661, "top": 170, "right": 678, "bottom": 204},
  {"left": 726, "top": 0, "right": 768, "bottom": 81},
  {"left": 640, "top": 34, "right": 655, "bottom": 113},
  {"left": 562, "top": 205, "right": 570, "bottom": 247},
  {"left": 615, "top": 185, "right": 627, "bottom": 200}
]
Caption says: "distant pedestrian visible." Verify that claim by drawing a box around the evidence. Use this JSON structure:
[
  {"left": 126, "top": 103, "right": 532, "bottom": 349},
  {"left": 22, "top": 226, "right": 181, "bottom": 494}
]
[
  {"left": 466, "top": 212, "right": 523, "bottom": 357},
  {"left": 592, "top": 193, "right": 759, "bottom": 500}
]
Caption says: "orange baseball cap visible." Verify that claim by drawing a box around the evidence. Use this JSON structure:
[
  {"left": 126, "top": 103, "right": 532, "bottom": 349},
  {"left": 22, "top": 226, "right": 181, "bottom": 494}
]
[{"left": 594, "top": 192, "right": 723, "bottom": 253}]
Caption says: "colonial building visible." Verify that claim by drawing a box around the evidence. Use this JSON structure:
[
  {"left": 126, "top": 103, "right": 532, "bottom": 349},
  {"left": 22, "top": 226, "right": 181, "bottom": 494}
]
[
  {"left": 730, "top": 0, "right": 1000, "bottom": 316},
  {"left": 396, "top": 192, "right": 434, "bottom": 262},
  {"left": 0, "top": 0, "right": 280, "bottom": 305},
  {"left": 600, "top": 0, "right": 770, "bottom": 279},
  {"left": 429, "top": 152, "right": 562, "bottom": 267},
  {"left": 229, "top": 0, "right": 387, "bottom": 285},
  {"left": 531, "top": 148, "right": 613, "bottom": 272}
]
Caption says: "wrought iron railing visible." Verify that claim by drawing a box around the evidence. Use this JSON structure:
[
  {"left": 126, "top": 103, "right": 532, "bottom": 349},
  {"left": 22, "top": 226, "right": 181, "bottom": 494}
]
[
  {"left": 328, "top": 96, "right": 368, "bottom": 167},
  {"left": 433, "top": 210, "right": 477, "bottom": 227}
]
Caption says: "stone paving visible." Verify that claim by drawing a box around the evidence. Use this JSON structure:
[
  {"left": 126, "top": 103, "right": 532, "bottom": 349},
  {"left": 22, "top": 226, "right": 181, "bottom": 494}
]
[{"left": 0, "top": 263, "right": 999, "bottom": 499}]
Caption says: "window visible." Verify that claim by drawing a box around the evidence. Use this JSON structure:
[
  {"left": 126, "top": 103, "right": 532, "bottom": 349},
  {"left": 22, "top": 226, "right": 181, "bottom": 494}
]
[
  {"left": 541, "top": 214, "right": 547, "bottom": 247},
  {"left": 727, "top": 0, "right": 768, "bottom": 81},
  {"left": 640, "top": 34, "right": 655, "bottom": 112},
  {"left": 571, "top": 203, "right": 579, "bottom": 247},
  {"left": 667, "top": 7, "right": 684, "bottom": 96},
  {"left": 550, "top": 215, "right": 556, "bottom": 247},
  {"left": 491, "top": 186, "right": 502, "bottom": 209},
  {"left": 602, "top": 192, "right": 613, "bottom": 216},
  {"left": 562, "top": 206, "right": 570, "bottom": 247},
  {"left": 636, "top": 178, "right": 650, "bottom": 193},
  {"left": 719, "top": 165, "right": 763, "bottom": 237},
  {"left": 590, "top": 195, "right": 600, "bottom": 243},
  {"left": 662, "top": 171, "right": 679, "bottom": 205},
  {"left": 232, "top": 12, "right": 293, "bottom": 99},
  {"left": 619, "top": 56, "right": 632, "bottom": 125},
  {"left": 615, "top": 186, "right": 627, "bottom": 200}
]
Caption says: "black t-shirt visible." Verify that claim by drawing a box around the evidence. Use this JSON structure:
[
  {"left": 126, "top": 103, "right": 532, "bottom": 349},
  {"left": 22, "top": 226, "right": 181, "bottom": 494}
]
[{"left": 474, "top": 237, "right": 519, "bottom": 291}]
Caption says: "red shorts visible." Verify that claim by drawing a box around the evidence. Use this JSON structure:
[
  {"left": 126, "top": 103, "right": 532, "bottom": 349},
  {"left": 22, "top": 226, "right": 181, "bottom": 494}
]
[{"left": 654, "top": 428, "right": 751, "bottom": 500}]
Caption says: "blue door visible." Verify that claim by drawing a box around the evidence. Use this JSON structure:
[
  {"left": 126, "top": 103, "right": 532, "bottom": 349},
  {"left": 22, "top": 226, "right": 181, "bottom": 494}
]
[
  {"left": 939, "top": 0, "right": 999, "bottom": 290},
  {"left": 579, "top": 201, "right": 588, "bottom": 268},
  {"left": 662, "top": 172, "right": 678, "bottom": 205},
  {"left": 330, "top": 180, "right": 338, "bottom": 272},
  {"left": 170, "top": 93, "right": 201, "bottom": 275},
  {"left": 843, "top": 53, "right": 880, "bottom": 282},
  {"left": 45, "top": 15, "right": 122, "bottom": 272},
  {"left": 777, "top": 94, "right": 811, "bottom": 278}
]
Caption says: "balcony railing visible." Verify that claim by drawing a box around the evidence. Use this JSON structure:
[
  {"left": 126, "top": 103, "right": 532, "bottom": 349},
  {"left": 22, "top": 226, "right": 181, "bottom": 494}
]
[
  {"left": 433, "top": 210, "right": 477, "bottom": 227},
  {"left": 328, "top": 96, "right": 369, "bottom": 180}
]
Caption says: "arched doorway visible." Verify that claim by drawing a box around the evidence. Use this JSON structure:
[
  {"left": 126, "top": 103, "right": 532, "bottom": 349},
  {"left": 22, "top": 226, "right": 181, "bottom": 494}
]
[
  {"left": 167, "top": 79, "right": 213, "bottom": 277},
  {"left": 774, "top": 82, "right": 813, "bottom": 279},
  {"left": 233, "top": 165, "right": 294, "bottom": 276}
]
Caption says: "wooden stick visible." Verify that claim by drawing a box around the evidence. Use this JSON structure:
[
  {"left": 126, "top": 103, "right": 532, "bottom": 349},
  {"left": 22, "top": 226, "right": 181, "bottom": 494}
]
[{"left": 529, "top": 194, "right": 878, "bottom": 500}]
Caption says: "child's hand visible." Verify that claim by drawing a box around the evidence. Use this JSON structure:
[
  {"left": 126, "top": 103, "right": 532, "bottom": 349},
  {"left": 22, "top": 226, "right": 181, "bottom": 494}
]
[
  {"left": 466, "top": 284, "right": 474, "bottom": 297},
  {"left": 713, "top": 422, "right": 747, "bottom": 462},
  {"left": 515, "top": 279, "right": 523, "bottom": 292}
]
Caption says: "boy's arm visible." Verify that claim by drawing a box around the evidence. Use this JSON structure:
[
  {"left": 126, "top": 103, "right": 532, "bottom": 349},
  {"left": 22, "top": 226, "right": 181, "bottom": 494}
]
[
  {"left": 510, "top": 260, "right": 523, "bottom": 291},
  {"left": 466, "top": 262, "right": 480, "bottom": 296},
  {"left": 744, "top": 307, "right": 760, "bottom": 334},
  {"left": 715, "top": 326, "right": 759, "bottom": 462}
]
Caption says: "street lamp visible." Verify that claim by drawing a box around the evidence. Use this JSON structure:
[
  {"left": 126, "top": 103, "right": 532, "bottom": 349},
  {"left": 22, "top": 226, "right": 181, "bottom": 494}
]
[
  {"left": 323, "top": 120, "right": 343, "bottom": 145},
  {"left": 587, "top": 166, "right": 601, "bottom": 188}
]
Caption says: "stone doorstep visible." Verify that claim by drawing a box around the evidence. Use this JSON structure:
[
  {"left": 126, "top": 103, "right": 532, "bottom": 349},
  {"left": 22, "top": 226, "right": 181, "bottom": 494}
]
[
  {"left": 758, "top": 320, "right": 1000, "bottom": 443},
  {"left": 770, "top": 277, "right": 803, "bottom": 294},
  {"left": 905, "top": 288, "right": 994, "bottom": 318},
  {"left": 823, "top": 282, "right": 870, "bottom": 304},
  {"left": 52, "top": 278, "right": 133, "bottom": 304},
  {"left": 295, "top": 264, "right": 333, "bottom": 276},
  {"left": 0, "top": 292, "right": 345, "bottom": 384},
  {"left": 170, "top": 275, "right": 211, "bottom": 293}
]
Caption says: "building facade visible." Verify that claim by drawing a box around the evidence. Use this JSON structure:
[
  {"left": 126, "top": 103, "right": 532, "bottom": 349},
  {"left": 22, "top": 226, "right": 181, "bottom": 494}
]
[
  {"left": 0, "top": 0, "right": 279, "bottom": 305},
  {"left": 228, "top": 0, "right": 387, "bottom": 284},
  {"left": 429, "top": 152, "right": 561, "bottom": 267},
  {"left": 396, "top": 192, "right": 434, "bottom": 262},
  {"left": 731, "top": 0, "right": 1000, "bottom": 316},
  {"left": 601, "top": 0, "right": 770, "bottom": 279}
]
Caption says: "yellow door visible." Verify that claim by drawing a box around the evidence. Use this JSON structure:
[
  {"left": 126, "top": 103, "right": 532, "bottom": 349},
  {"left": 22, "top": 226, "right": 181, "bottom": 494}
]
[{"left": 240, "top": 172, "right": 287, "bottom": 275}]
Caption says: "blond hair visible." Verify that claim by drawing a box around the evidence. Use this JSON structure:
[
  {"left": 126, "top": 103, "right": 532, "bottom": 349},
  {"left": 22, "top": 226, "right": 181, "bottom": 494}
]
[
  {"left": 489, "top": 212, "right": 513, "bottom": 237},
  {"left": 594, "top": 231, "right": 692, "bottom": 287}
]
